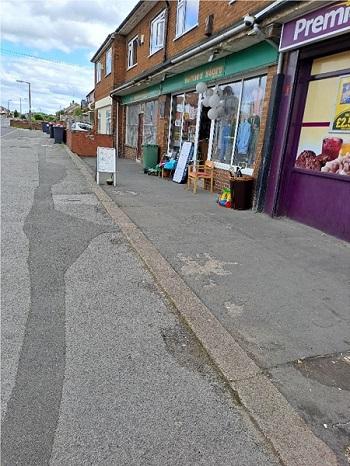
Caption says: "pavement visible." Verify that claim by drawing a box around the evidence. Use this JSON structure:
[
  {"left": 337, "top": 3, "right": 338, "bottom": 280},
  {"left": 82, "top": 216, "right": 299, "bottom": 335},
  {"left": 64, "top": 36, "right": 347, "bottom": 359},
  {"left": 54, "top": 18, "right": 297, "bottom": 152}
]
[
  {"left": 81, "top": 155, "right": 350, "bottom": 466},
  {"left": 2, "top": 127, "right": 284, "bottom": 465}
]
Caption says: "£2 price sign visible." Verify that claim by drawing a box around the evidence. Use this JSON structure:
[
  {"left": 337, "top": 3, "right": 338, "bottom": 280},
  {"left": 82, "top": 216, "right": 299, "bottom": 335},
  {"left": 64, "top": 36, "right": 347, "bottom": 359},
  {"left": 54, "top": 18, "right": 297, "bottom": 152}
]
[{"left": 332, "top": 76, "right": 350, "bottom": 132}]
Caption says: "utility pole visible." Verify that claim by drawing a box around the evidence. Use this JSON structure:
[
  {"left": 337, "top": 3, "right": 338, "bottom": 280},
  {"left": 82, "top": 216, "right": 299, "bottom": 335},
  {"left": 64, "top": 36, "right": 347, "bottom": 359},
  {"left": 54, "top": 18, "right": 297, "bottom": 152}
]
[
  {"left": 7, "top": 99, "right": 12, "bottom": 115},
  {"left": 20, "top": 98, "right": 22, "bottom": 116},
  {"left": 16, "top": 80, "right": 32, "bottom": 129}
]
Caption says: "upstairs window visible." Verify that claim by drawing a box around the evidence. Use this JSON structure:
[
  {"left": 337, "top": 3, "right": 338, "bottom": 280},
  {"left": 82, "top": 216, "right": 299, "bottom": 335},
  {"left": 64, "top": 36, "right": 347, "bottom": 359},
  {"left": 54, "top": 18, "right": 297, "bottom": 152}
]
[
  {"left": 150, "top": 10, "right": 165, "bottom": 55},
  {"left": 96, "top": 62, "right": 101, "bottom": 83},
  {"left": 176, "top": 0, "right": 199, "bottom": 38},
  {"left": 105, "top": 47, "right": 112, "bottom": 75},
  {"left": 128, "top": 36, "right": 138, "bottom": 68}
]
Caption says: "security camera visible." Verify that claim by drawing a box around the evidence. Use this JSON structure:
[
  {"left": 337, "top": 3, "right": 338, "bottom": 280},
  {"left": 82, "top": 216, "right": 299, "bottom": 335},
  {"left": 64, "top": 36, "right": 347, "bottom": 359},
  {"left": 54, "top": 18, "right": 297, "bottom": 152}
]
[{"left": 244, "top": 15, "right": 256, "bottom": 27}]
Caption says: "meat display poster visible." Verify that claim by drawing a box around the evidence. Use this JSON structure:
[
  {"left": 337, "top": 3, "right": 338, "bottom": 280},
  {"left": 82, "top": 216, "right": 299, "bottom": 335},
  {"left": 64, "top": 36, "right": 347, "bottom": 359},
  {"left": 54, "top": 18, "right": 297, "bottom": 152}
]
[{"left": 295, "top": 73, "right": 350, "bottom": 177}]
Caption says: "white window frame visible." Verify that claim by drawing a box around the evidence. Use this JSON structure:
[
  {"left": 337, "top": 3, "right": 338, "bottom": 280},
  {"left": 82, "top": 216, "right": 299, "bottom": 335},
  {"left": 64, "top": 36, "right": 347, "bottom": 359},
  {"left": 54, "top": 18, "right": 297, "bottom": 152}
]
[
  {"left": 150, "top": 10, "right": 166, "bottom": 56},
  {"left": 105, "top": 47, "right": 112, "bottom": 76},
  {"left": 127, "top": 35, "right": 138, "bottom": 69},
  {"left": 96, "top": 62, "right": 102, "bottom": 83},
  {"left": 97, "top": 110, "right": 101, "bottom": 133},
  {"left": 175, "top": 0, "right": 199, "bottom": 39},
  {"left": 106, "top": 109, "right": 111, "bottom": 135}
]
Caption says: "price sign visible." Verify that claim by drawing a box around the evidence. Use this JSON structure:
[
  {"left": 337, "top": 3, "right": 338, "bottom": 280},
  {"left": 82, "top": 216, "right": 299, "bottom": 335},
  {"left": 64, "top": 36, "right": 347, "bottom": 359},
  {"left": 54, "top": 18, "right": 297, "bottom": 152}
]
[{"left": 332, "top": 76, "right": 350, "bottom": 133}]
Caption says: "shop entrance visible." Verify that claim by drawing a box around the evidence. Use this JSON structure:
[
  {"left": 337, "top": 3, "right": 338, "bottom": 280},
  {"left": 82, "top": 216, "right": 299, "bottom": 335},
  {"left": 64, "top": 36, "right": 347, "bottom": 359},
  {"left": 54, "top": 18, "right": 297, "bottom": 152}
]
[{"left": 197, "top": 105, "right": 211, "bottom": 162}]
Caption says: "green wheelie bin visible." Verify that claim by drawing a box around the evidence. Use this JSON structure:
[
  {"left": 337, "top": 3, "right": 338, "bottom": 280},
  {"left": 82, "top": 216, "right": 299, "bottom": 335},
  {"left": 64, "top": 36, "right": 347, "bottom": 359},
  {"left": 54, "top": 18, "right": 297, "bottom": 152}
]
[{"left": 142, "top": 144, "right": 158, "bottom": 173}]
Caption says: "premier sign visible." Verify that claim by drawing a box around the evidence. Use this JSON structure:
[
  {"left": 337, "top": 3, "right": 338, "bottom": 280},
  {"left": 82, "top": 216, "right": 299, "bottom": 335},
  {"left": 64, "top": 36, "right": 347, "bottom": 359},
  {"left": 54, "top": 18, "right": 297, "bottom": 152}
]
[{"left": 280, "top": 2, "right": 350, "bottom": 51}]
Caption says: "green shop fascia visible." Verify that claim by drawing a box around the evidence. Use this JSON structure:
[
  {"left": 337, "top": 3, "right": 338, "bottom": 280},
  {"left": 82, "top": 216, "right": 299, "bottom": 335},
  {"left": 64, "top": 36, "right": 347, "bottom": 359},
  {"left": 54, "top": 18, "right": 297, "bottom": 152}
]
[{"left": 122, "top": 42, "right": 278, "bottom": 173}]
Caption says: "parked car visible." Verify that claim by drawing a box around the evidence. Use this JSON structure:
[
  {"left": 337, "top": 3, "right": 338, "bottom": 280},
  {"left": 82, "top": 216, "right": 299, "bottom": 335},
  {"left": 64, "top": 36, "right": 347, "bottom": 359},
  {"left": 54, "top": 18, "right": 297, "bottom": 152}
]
[{"left": 71, "top": 122, "right": 93, "bottom": 132}]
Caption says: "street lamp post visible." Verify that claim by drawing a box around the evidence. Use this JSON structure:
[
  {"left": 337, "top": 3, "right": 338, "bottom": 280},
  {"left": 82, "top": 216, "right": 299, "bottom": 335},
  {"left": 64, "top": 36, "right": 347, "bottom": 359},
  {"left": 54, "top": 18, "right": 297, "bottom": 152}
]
[
  {"left": 16, "top": 80, "right": 31, "bottom": 129},
  {"left": 7, "top": 99, "right": 12, "bottom": 116}
]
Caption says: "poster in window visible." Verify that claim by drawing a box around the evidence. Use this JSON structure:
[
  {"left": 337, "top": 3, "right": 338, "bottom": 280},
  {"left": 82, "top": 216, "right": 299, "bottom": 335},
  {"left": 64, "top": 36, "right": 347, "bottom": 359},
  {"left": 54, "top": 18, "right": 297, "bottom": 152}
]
[
  {"left": 295, "top": 75, "right": 350, "bottom": 176},
  {"left": 332, "top": 76, "right": 350, "bottom": 132}
]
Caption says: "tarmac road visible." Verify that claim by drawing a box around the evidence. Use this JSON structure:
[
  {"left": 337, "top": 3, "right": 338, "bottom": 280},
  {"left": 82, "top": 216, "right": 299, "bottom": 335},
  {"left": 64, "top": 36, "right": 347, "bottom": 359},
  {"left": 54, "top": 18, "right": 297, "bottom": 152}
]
[{"left": 1, "top": 129, "right": 281, "bottom": 465}]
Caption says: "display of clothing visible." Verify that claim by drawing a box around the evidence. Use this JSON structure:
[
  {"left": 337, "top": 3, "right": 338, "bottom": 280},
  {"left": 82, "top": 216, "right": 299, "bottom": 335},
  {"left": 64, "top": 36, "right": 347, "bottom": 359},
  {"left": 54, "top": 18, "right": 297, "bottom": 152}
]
[
  {"left": 236, "top": 120, "right": 251, "bottom": 155},
  {"left": 219, "top": 123, "right": 232, "bottom": 162}
]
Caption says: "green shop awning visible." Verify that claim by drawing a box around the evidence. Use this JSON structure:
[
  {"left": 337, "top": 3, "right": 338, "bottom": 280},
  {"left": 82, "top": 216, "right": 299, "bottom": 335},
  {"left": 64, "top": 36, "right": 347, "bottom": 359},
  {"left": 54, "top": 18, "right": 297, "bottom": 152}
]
[{"left": 121, "top": 42, "right": 278, "bottom": 105}]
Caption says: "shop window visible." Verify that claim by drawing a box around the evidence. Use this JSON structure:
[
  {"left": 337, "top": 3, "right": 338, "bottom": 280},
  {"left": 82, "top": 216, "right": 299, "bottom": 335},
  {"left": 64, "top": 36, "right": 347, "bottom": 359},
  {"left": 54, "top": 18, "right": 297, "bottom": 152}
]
[
  {"left": 169, "top": 92, "right": 199, "bottom": 154},
  {"left": 150, "top": 10, "right": 165, "bottom": 55},
  {"left": 126, "top": 104, "right": 141, "bottom": 147},
  {"left": 210, "top": 76, "right": 266, "bottom": 169},
  {"left": 96, "top": 62, "right": 101, "bottom": 83},
  {"left": 233, "top": 76, "right": 266, "bottom": 169},
  {"left": 143, "top": 100, "right": 158, "bottom": 144},
  {"left": 128, "top": 36, "right": 138, "bottom": 69},
  {"left": 105, "top": 48, "right": 112, "bottom": 76},
  {"left": 106, "top": 109, "right": 111, "bottom": 135},
  {"left": 176, "top": 0, "right": 199, "bottom": 38},
  {"left": 294, "top": 52, "right": 350, "bottom": 177},
  {"left": 211, "top": 82, "right": 242, "bottom": 164}
]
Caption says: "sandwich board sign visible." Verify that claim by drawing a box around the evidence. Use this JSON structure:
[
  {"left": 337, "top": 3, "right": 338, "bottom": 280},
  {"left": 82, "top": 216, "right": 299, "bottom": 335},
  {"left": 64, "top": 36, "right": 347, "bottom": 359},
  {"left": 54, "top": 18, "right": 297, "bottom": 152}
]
[
  {"left": 96, "top": 146, "right": 117, "bottom": 186},
  {"left": 173, "top": 141, "right": 193, "bottom": 183}
]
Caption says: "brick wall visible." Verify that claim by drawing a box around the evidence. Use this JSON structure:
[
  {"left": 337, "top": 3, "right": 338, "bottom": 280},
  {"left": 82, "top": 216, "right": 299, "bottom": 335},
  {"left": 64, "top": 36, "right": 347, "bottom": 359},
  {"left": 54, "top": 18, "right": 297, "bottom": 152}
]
[
  {"left": 124, "top": 0, "right": 272, "bottom": 83},
  {"left": 167, "top": 0, "right": 271, "bottom": 59},
  {"left": 66, "top": 130, "right": 113, "bottom": 157},
  {"left": 10, "top": 119, "right": 43, "bottom": 130},
  {"left": 125, "top": 3, "right": 167, "bottom": 82}
]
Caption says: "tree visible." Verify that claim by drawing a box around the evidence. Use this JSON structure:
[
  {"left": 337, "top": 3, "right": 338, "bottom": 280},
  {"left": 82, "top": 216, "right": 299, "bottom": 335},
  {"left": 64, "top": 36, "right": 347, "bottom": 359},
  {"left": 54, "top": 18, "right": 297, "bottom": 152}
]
[
  {"left": 13, "top": 109, "right": 19, "bottom": 118},
  {"left": 34, "top": 113, "right": 44, "bottom": 120},
  {"left": 20, "top": 114, "right": 26, "bottom": 119},
  {"left": 73, "top": 107, "right": 82, "bottom": 117}
]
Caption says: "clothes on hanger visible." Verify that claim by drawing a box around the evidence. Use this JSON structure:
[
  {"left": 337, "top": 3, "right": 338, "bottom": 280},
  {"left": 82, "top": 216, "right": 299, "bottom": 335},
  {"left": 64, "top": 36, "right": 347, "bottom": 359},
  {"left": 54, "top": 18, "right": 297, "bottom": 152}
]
[{"left": 236, "top": 119, "right": 251, "bottom": 155}]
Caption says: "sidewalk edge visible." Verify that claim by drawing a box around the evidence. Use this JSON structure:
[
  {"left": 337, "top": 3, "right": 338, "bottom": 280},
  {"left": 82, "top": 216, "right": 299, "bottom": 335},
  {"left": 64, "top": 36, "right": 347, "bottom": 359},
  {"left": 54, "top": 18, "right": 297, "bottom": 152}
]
[{"left": 64, "top": 146, "right": 338, "bottom": 466}]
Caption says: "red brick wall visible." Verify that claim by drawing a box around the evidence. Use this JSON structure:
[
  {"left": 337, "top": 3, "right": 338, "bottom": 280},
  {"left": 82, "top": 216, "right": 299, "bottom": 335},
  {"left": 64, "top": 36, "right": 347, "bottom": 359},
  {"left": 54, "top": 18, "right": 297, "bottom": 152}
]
[
  {"left": 125, "top": 2, "right": 168, "bottom": 82},
  {"left": 124, "top": 0, "right": 271, "bottom": 82},
  {"left": 94, "top": 36, "right": 126, "bottom": 101},
  {"left": 66, "top": 130, "right": 113, "bottom": 157},
  {"left": 167, "top": 0, "right": 271, "bottom": 58},
  {"left": 10, "top": 119, "right": 43, "bottom": 130}
]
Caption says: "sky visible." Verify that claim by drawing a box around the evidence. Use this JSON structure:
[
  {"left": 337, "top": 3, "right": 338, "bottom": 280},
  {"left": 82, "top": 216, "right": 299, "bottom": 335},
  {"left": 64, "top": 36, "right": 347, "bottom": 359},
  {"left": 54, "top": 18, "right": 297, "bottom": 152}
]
[{"left": 1, "top": 0, "right": 138, "bottom": 114}]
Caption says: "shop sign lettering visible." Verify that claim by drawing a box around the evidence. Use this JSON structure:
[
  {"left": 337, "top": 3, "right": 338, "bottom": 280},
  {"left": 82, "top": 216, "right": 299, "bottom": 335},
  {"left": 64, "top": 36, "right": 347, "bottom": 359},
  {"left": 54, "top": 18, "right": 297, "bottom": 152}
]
[
  {"left": 184, "top": 65, "right": 224, "bottom": 84},
  {"left": 280, "top": 1, "right": 350, "bottom": 51}
]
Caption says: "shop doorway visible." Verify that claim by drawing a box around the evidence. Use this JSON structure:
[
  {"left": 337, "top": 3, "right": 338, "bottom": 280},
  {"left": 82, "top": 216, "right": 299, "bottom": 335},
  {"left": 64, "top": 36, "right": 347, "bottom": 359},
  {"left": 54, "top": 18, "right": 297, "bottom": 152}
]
[
  {"left": 197, "top": 105, "right": 211, "bottom": 162},
  {"left": 136, "top": 113, "right": 144, "bottom": 161}
]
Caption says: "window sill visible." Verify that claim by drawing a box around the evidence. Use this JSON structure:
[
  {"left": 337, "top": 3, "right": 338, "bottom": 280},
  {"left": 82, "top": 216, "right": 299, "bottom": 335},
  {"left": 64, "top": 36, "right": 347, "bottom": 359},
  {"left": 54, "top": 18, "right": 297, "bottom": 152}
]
[
  {"left": 212, "top": 161, "right": 253, "bottom": 175},
  {"left": 174, "top": 23, "right": 198, "bottom": 41},
  {"left": 149, "top": 46, "right": 164, "bottom": 58},
  {"left": 105, "top": 71, "right": 111, "bottom": 77},
  {"left": 127, "top": 63, "right": 138, "bottom": 71}
]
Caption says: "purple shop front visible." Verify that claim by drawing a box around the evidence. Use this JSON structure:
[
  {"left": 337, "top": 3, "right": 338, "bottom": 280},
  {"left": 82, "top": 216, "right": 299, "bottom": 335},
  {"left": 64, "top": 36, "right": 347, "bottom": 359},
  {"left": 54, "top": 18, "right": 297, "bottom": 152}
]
[{"left": 265, "top": 2, "right": 350, "bottom": 241}]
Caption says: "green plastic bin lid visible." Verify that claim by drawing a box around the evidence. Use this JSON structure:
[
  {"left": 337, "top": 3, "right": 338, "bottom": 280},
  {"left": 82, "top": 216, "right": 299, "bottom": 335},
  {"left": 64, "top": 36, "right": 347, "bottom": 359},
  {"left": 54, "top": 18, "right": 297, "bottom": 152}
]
[{"left": 142, "top": 144, "right": 158, "bottom": 147}]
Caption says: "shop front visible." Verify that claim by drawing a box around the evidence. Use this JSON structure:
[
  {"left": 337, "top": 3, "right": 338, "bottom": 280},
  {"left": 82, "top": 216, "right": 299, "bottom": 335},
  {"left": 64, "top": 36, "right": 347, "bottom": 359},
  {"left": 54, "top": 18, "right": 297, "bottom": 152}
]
[
  {"left": 163, "top": 42, "right": 278, "bottom": 191},
  {"left": 122, "top": 87, "right": 160, "bottom": 160},
  {"left": 265, "top": 2, "right": 350, "bottom": 241},
  {"left": 120, "top": 42, "right": 278, "bottom": 191}
]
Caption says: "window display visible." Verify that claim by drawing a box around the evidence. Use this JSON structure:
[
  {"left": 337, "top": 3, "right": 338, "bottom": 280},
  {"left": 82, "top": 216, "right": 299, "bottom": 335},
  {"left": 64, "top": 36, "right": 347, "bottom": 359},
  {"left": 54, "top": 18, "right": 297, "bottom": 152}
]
[
  {"left": 210, "top": 75, "right": 266, "bottom": 169},
  {"left": 233, "top": 76, "right": 266, "bottom": 168},
  {"left": 143, "top": 100, "right": 158, "bottom": 144},
  {"left": 294, "top": 52, "right": 350, "bottom": 177},
  {"left": 169, "top": 92, "right": 198, "bottom": 155},
  {"left": 211, "top": 82, "right": 241, "bottom": 164},
  {"left": 126, "top": 104, "right": 141, "bottom": 147}
]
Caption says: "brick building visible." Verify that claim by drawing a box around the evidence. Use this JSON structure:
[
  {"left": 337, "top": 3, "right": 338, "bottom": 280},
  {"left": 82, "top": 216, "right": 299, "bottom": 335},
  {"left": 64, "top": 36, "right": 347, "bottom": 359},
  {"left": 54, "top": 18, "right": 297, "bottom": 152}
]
[{"left": 90, "top": 0, "right": 324, "bottom": 197}]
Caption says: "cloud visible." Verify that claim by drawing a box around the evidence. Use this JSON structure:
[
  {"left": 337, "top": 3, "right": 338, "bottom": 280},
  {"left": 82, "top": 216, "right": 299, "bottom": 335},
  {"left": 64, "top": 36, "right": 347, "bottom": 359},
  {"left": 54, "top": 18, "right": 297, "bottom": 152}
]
[
  {"left": 1, "top": 55, "right": 93, "bottom": 114},
  {"left": 1, "top": 0, "right": 139, "bottom": 52}
]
